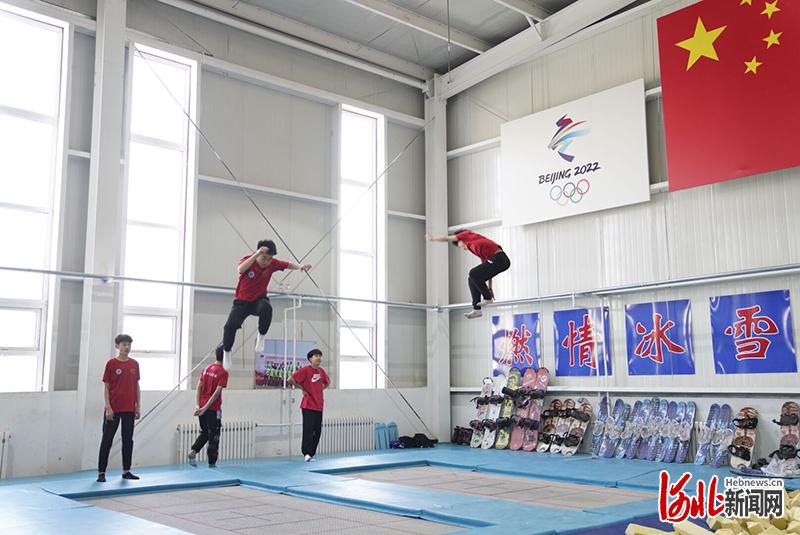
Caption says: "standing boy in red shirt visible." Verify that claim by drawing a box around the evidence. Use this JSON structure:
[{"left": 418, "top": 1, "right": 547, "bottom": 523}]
[
  {"left": 97, "top": 334, "right": 140, "bottom": 482},
  {"left": 288, "top": 349, "right": 330, "bottom": 462},
  {"left": 425, "top": 230, "right": 511, "bottom": 319},
  {"left": 188, "top": 347, "right": 229, "bottom": 467},
  {"left": 221, "top": 239, "right": 311, "bottom": 370}
]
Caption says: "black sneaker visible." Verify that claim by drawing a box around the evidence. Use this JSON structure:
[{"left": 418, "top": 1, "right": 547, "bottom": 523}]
[
  {"left": 96, "top": 473, "right": 106, "bottom": 483},
  {"left": 122, "top": 472, "right": 140, "bottom": 480},
  {"left": 208, "top": 464, "right": 217, "bottom": 468}
]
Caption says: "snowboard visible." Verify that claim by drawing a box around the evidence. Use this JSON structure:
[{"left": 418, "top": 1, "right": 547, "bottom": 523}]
[
  {"left": 509, "top": 368, "right": 537, "bottom": 451},
  {"left": 481, "top": 374, "right": 507, "bottom": 449},
  {"left": 521, "top": 368, "right": 550, "bottom": 452},
  {"left": 694, "top": 403, "right": 720, "bottom": 465},
  {"left": 643, "top": 399, "right": 668, "bottom": 461},
  {"left": 550, "top": 398, "right": 576, "bottom": 455},
  {"left": 709, "top": 404, "right": 734, "bottom": 468},
  {"left": 537, "top": 399, "right": 563, "bottom": 453},
  {"left": 494, "top": 367, "right": 522, "bottom": 450},
  {"left": 635, "top": 397, "right": 660, "bottom": 459},
  {"left": 469, "top": 377, "right": 494, "bottom": 448},
  {"left": 728, "top": 407, "right": 758, "bottom": 469},
  {"left": 655, "top": 401, "right": 683, "bottom": 463},
  {"left": 672, "top": 401, "right": 696, "bottom": 464},
  {"left": 562, "top": 398, "right": 593, "bottom": 456},
  {"left": 591, "top": 396, "right": 609, "bottom": 457},
  {"left": 616, "top": 400, "right": 643, "bottom": 459}
]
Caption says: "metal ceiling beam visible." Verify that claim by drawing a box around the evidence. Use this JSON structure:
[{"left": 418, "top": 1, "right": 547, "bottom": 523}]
[
  {"left": 156, "top": 0, "right": 433, "bottom": 87},
  {"left": 342, "top": 0, "right": 491, "bottom": 54},
  {"left": 491, "top": 0, "right": 551, "bottom": 23},
  {"left": 435, "top": 0, "right": 642, "bottom": 100}
]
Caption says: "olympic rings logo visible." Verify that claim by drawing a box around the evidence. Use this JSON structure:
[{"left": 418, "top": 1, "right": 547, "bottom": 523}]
[{"left": 549, "top": 179, "right": 590, "bottom": 206}]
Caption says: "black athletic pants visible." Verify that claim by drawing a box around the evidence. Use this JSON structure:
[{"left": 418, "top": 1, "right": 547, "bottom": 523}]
[
  {"left": 98, "top": 412, "right": 134, "bottom": 473},
  {"left": 468, "top": 251, "right": 511, "bottom": 309},
  {"left": 223, "top": 297, "right": 272, "bottom": 351},
  {"left": 191, "top": 410, "right": 222, "bottom": 465},
  {"left": 301, "top": 409, "right": 323, "bottom": 457}
]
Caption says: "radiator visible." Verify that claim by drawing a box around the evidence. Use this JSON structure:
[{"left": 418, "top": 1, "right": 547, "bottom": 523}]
[
  {"left": 176, "top": 421, "right": 255, "bottom": 463},
  {"left": 317, "top": 417, "right": 374, "bottom": 454},
  {"left": 0, "top": 430, "right": 8, "bottom": 480}
]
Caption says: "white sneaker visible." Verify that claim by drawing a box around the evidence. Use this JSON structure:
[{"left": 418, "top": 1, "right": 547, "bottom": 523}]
[
  {"left": 478, "top": 298, "right": 494, "bottom": 307},
  {"left": 188, "top": 450, "right": 197, "bottom": 467},
  {"left": 223, "top": 350, "right": 232, "bottom": 371},
  {"left": 255, "top": 333, "right": 266, "bottom": 352},
  {"left": 464, "top": 310, "right": 482, "bottom": 319},
  {"left": 308, "top": 457, "right": 316, "bottom": 462},
  {"left": 304, "top": 454, "right": 312, "bottom": 462}
]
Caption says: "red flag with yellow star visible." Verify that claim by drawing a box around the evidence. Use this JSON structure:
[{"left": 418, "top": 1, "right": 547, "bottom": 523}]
[{"left": 657, "top": 0, "right": 800, "bottom": 191}]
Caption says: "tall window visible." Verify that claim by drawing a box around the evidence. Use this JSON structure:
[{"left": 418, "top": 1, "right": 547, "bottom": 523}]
[
  {"left": 338, "top": 106, "right": 385, "bottom": 389},
  {"left": 122, "top": 45, "right": 196, "bottom": 390},
  {"left": 0, "top": 6, "right": 66, "bottom": 392}
]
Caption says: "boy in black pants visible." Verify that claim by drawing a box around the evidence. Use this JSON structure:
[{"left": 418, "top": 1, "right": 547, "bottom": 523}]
[
  {"left": 288, "top": 349, "right": 330, "bottom": 461},
  {"left": 188, "top": 345, "right": 229, "bottom": 467},
  {"left": 221, "top": 240, "right": 311, "bottom": 370},
  {"left": 425, "top": 230, "right": 510, "bottom": 319},
  {"left": 97, "top": 334, "right": 140, "bottom": 482}
]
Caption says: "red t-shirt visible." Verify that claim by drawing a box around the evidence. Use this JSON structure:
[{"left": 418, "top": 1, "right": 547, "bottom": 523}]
[
  {"left": 199, "top": 362, "right": 229, "bottom": 412},
  {"left": 455, "top": 231, "right": 501, "bottom": 262},
  {"left": 102, "top": 357, "right": 139, "bottom": 413},
  {"left": 234, "top": 255, "right": 290, "bottom": 301},
  {"left": 291, "top": 365, "right": 330, "bottom": 412}
]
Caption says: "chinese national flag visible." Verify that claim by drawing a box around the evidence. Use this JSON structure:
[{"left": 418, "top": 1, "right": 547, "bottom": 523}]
[{"left": 657, "top": 0, "right": 800, "bottom": 191}]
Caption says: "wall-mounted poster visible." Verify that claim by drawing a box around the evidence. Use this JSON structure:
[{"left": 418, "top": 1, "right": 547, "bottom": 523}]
[
  {"left": 710, "top": 290, "right": 796, "bottom": 374},
  {"left": 492, "top": 312, "right": 541, "bottom": 377},
  {"left": 553, "top": 307, "right": 612, "bottom": 377},
  {"left": 626, "top": 300, "right": 695, "bottom": 376},
  {"left": 255, "top": 339, "right": 318, "bottom": 388},
  {"left": 500, "top": 79, "right": 650, "bottom": 226}
]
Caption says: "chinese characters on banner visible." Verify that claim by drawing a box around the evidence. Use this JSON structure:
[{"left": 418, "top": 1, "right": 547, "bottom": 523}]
[
  {"left": 553, "top": 307, "right": 612, "bottom": 377},
  {"left": 492, "top": 313, "right": 541, "bottom": 377},
  {"left": 626, "top": 300, "right": 695, "bottom": 376},
  {"left": 710, "top": 290, "right": 797, "bottom": 374}
]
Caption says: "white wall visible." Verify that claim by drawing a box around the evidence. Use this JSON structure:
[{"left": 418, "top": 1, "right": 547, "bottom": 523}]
[
  {"left": 0, "top": 0, "right": 432, "bottom": 478},
  {"left": 446, "top": 0, "right": 800, "bottom": 457}
]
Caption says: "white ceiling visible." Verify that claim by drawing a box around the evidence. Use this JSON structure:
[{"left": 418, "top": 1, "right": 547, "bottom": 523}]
[{"left": 237, "top": 0, "right": 580, "bottom": 73}]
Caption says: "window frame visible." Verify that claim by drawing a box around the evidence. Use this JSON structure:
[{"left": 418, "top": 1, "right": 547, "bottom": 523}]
[
  {"left": 118, "top": 42, "right": 197, "bottom": 392},
  {"left": 0, "top": 4, "right": 69, "bottom": 393}
]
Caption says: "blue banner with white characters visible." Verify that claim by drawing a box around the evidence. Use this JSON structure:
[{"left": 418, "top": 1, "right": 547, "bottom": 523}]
[
  {"left": 491, "top": 312, "right": 541, "bottom": 377},
  {"left": 553, "top": 307, "right": 612, "bottom": 377},
  {"left": 710, "top": 290, "right": 797, "bottom": 374},
  {"left": 625, "top": 300, "right": 695, "bottom": 376}
]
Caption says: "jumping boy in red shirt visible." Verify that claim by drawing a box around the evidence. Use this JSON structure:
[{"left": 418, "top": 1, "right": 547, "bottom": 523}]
[
  {"left": 188, "top": 347, "right": 229, "bottom": 467},
  {"left": 97, "top": 334, "right": 140, "bottom": 482},
  {"left": 221, "top": 239, "right": 311, "bottom": 370},
  {"left": 426, "top": 230, "right": 511, "bottom": 319},
  {"left": 288, "top": 349, "right": 330, "bottom": 461}
]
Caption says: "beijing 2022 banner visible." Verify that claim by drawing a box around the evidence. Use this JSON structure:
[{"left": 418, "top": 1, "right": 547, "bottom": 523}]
[
  {"left": 553, "top": 307, "right": 612, "bottom": 377},
  {"left": 625, "top": 300, "right": 695, "bottom": 376},
  {"left": 491, "top": 312, "right": 541, "bottom": 377},
  {"left": 710, "top": 290, "right": 797, "bottom": 374},
  {"left": 500, "top": 79, "right": 650, "bottom": 226}
]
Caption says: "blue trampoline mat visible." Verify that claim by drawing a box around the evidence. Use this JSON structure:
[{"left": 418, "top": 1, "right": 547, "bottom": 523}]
[{"left": 0, "top": 445, "right": 752, "bottom": 534}]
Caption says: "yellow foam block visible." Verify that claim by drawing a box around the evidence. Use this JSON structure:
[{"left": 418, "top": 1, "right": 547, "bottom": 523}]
[
  {"left": 772, "top": 514, "right": 789, "bottom": 530},
  {"left": 673, "top": 521, "right": 714, "bottom": 535},
  {"left": 759, "top": 527, "right": 783, "bottom": 535},
  {"left": 791, "top": 508, "right": 800, "bottom": 522},
  {"left": 746, "top": 521, "right": 768, "bottom": 535},
  {"left": 623, "top": 524, "right": 671, "bottom": 535},
  {"left": 706, "top": 516, "right": 724, "bottom": 530},
  {"left": 714, "top": 530, "right": 736, "bottom": 535},
  {"left": 788, "top": 520, "right": 800, "bottom": 534},
  {"left": 790, "top": 495, "right": 800, "bottom": 508}
]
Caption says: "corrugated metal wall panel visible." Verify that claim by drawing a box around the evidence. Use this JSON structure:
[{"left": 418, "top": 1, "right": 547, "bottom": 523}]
[{"left": 387, "top": 122, "right": 425, "bottom": 215}]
